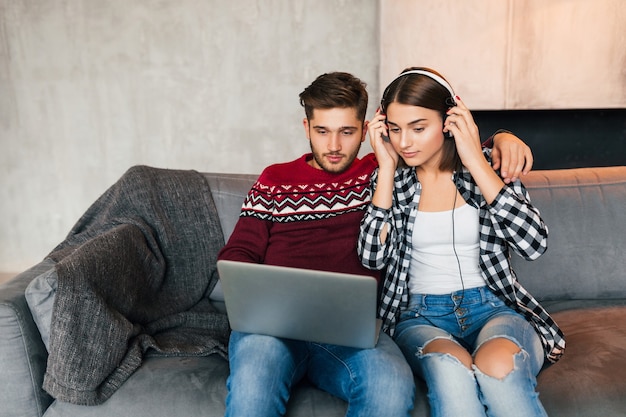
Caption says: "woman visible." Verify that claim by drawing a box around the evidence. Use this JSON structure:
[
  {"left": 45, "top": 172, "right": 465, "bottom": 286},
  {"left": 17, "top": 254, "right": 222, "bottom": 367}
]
[{"left": 357, "top": 67, "right": 565, "bottom": 417}]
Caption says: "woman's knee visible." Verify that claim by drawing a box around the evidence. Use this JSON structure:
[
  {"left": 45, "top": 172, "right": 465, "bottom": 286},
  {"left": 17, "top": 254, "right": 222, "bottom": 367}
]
[
  {"left": 474, "top": 337, "right": 520, "bottom": 379},
  {"left": 423, "top": 338, "right": 473, "bottom": 370}
]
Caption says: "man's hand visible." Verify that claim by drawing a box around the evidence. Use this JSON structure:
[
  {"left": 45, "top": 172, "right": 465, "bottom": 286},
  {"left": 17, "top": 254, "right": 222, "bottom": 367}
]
[{"left": 491, "top": 132, "right": 533, "bottom": 183}]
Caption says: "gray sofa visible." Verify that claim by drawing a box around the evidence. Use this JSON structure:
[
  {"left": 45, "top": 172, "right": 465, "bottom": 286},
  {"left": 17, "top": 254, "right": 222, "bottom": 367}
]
[{"left": 2, "top": 165, "right": 626, "bottom": 417}]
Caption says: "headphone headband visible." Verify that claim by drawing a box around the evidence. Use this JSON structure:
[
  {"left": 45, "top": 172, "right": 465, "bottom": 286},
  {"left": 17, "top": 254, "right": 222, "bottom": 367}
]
[{"left": 383, "top": 69, "right": 456, "bottom": 106}]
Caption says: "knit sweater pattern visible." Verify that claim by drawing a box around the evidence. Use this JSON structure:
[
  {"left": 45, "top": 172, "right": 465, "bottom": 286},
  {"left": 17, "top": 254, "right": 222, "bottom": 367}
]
[{"left": 218, "top": 153, "right": 379, "bottom": 280}]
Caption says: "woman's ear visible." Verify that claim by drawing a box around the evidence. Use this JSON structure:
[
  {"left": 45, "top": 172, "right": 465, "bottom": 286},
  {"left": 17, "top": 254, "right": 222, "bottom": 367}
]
[{"left": 443, "top": 112, "right": 454, "bottom": 139}]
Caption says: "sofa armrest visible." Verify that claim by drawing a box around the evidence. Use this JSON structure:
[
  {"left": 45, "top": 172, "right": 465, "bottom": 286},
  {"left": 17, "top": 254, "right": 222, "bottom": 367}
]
[{"left": 0, "top": 259, "right": 55, "bottom": 417}]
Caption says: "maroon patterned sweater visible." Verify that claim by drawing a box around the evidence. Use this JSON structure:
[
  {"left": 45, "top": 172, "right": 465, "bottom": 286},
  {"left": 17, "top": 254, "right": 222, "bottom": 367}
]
[{"left": 218, "top": 153, "right": 380, "bottom": 282}]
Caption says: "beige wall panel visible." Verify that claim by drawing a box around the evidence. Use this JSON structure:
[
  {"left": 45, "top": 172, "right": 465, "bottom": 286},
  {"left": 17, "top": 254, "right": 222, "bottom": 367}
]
[
  {"left": 508, "top": 0, "right": 626, "bottom": 109},
  {"left": 380, "top": 0, "right": 510, "bottom": 109},
  {"left": 380, "top": 0, "right": 626, "bottom": 109}
]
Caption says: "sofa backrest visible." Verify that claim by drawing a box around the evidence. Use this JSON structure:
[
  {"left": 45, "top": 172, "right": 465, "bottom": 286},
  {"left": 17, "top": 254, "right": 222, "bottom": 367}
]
[
  {"left": 204, "top": 166, "right": 626, "bottom": 304},
  {"left": 510, "top": 166, "right": 626, "bottom": 302},
  {"left": 204, "top": 173, "right": 257, "bottom": 242}
]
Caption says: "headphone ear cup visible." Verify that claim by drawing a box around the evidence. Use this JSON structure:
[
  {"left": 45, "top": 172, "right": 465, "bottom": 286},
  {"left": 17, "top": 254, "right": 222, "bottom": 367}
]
[{"left": 444, "top": 94, "right": 456, "bottom": 139}]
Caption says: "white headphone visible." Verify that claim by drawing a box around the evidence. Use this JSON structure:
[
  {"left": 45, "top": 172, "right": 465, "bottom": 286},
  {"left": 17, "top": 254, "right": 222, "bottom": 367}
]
[{"left": 381, "top": 69, "right": 456, "bottom": 107}]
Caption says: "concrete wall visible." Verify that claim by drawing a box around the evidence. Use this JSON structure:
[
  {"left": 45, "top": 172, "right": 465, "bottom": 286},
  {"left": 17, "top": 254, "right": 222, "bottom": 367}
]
[{"left": 0, "top": 0, "right": 380, "bottom": 271}]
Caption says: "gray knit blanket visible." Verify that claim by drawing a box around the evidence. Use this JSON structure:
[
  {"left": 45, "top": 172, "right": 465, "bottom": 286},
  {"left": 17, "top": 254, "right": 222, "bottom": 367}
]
[{"left": 43, "top": 165, "right": 230, "bottom": 406}]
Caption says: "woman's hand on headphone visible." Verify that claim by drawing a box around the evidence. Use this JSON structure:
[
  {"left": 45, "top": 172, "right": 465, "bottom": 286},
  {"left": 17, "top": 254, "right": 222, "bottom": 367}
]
[
  {"left": 444, "top": 97, "right": 485, "bottom": 171},
  {"left": 368, "top": 109, "right": 399, "bottom": 171},
  {"left": 447, "top": 97, "right": 506, "bottom": 201}
]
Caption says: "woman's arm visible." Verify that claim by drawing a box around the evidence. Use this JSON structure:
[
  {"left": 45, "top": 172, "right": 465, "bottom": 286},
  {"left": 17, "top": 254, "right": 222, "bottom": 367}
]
[
  {"left": 358, "top": 109, "right": 400, "bottom": 259},
  {"left": 357, "top": 170, "right": 395, "bottom": 270},
  {"left": 446, "top": 98, "right": 547, "bottom": 259},
  {"left": 486, "top": 172, "right": 548, "bottom": 260},
  {"left": 445, "top": 98, "right": 506, "bottom": 205}
]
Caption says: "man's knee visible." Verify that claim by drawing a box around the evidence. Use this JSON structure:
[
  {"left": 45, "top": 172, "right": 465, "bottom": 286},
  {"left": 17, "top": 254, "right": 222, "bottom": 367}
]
[
  {"left": 358, "top": 371, "right": 415, "bottom": 416},
  {"left": 231, "top": 333, "right": 287, "bottom": 356},
  {"left": 355, "top": 348, "right": 415, "bottom": 411}
]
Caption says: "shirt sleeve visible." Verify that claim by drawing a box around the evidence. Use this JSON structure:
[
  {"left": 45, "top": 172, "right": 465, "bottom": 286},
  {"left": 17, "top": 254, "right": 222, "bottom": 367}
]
[
  {"left": 486, "top": 180, "right": 548, "bottom": 261},
  {"left": 481, "top": 129, "right": 514, "bottom": 149},
  {"left": 358, "top": 204, "right": 392, "bottom": 270},
  {"left": 357, "top": 169, "right": 396, "bottom": 270}
]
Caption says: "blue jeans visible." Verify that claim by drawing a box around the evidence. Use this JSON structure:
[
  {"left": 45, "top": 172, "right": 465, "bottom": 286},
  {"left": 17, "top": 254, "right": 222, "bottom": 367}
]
[
  {"left": 394, "top": 286, "right": 547, "bottom": 417},
  {"left": 225, "top": 330, "right": 415, "bottom": 417}
]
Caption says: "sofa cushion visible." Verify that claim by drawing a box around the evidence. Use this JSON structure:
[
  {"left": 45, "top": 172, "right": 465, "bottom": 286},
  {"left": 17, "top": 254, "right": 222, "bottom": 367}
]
[
  {"left": 42, "top": 356, "right": 230, "bottom": 416},
  {"left": 31, "top": 308, "right": 626, "bottom": 417},
  {"left": 0, "top": 259, "right": 55, "bottom": 417},
  {"left": 537, "top": 306, "right": 626, "bottom": 416},
  {"left": 204, "top": 173, "right": 256, "bottom": 302},
  {"left": 24, "top": 263, "right": 58, "bottom": 351},
  {"left": 511, "top": 166, "right": 626, "bottom": 302},
  {"left": 203, "top": 173, "right": 256, "bottom": 242},
  {"left": 42, "top": 355, "right": 350, "bottom": 417}
]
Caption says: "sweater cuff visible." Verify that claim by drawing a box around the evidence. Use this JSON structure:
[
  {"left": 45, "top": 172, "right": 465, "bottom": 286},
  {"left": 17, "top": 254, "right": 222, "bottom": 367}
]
[{"left": 482, "top": 129, "right": 514, "bottom": 148}]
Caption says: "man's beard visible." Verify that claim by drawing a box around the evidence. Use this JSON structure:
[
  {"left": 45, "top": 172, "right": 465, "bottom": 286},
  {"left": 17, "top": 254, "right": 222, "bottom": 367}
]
[{"left": 310, "top": 146, "right": 360, "bottom": 174}]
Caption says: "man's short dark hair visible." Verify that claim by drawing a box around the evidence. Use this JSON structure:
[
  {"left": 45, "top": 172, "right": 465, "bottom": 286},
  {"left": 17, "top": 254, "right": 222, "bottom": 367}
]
[{"left": 299, "top": 72, "right": 368, "bottom": 122}]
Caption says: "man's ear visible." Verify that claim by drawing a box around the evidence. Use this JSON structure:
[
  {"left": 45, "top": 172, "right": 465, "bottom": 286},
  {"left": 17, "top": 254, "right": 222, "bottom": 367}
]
[
  {"left": 303, "top": 118, "right": 310, "bottom": 140},
  {"left": 361, "top": 121, "right": 369, "bottom": 142}
]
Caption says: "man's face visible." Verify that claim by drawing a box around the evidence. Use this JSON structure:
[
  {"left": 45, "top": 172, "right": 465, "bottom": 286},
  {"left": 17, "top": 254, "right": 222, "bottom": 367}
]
[{"left": 303, "top": 107, "right": 366, "bottom": 174}]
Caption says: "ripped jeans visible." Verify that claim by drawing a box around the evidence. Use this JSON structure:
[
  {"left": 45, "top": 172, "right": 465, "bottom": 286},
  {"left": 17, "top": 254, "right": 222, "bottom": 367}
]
[{"left": 394, "top": 286, "right": 547, "bottom": 417}]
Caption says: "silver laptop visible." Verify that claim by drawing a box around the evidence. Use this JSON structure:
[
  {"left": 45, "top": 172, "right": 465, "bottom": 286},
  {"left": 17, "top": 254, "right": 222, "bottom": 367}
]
[{"left": 217, "top": 260, "right": 382, "bottom": 349}]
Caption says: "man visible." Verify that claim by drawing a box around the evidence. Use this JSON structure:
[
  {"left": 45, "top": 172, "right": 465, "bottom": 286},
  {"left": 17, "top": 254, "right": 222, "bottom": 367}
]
[{"left": 217, "top": 72, "right": 533, "bottom": 416}]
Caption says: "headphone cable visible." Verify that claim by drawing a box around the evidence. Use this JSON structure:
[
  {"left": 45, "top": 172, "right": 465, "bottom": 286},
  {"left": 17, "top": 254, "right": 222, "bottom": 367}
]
[{"left": 417, "top": 184, "right": 465, "bottom": 321}]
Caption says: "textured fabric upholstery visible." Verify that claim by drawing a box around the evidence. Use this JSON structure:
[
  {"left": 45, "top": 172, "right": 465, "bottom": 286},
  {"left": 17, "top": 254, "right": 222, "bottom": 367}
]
[
  {"left": 0, "top": 259, "right": 55, "bottom": 417},
  {"left": 510, "top": 166, "right": 626, "bottom": 302}
]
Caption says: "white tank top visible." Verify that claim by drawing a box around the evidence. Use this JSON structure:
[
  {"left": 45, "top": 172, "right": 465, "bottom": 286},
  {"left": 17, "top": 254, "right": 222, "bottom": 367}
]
[{"left": 408, "top": 203, "right": 486, "bottom": 295}]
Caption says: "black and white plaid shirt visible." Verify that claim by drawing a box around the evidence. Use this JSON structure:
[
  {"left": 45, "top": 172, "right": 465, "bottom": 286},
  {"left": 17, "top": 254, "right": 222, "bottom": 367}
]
[{"left": 357, "top": 149, "right": 565, "bottom": 363}]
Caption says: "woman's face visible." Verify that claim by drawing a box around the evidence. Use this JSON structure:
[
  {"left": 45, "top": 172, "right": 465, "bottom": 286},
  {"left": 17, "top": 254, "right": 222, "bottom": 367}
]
[{"left": 385, "top": 102, "right": 446, "bottom": 169}]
